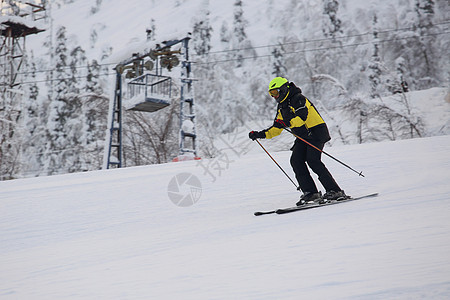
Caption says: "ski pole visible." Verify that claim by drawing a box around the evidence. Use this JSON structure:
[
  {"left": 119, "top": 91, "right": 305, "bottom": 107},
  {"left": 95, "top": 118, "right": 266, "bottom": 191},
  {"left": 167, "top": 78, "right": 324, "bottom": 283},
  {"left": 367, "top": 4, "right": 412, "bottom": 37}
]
[
  {"left": 254, "top": 139, "right": 299, "bottom": 189},
  {"left": 282, "top": 126, "right": 365, "bottom": 177}
]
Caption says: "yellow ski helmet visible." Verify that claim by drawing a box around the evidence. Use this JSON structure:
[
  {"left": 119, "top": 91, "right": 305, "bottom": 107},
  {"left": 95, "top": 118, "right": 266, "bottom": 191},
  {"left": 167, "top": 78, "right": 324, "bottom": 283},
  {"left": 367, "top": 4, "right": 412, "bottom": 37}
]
[
  {"left": 268, "top": 77, "right": 288, "bottom": 91},
  {"left": 268, "top": 77, "right": 289, "bottom": 102}
]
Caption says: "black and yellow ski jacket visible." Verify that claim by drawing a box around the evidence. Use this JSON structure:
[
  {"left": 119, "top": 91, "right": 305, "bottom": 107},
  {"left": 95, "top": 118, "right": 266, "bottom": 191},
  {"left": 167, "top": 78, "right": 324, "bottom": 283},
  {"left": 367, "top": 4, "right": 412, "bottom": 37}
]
[{"left": 263, "top": 83, "right": 331, "bottom": 143}]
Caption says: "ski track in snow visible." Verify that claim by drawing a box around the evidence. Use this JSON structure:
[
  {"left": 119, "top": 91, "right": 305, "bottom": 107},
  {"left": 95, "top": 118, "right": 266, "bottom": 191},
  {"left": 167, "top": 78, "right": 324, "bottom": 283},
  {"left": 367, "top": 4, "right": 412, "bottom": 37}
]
[{"left": 1, "top": 135, "right": 450, "bottom": 299}]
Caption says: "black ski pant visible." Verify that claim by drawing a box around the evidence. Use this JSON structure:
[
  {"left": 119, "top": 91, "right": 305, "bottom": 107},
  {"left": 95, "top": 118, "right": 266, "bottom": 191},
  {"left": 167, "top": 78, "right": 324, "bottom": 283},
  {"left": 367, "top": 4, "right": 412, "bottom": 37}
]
[{"left": 290, "top": 140, "right": 341, "bottom": 194}]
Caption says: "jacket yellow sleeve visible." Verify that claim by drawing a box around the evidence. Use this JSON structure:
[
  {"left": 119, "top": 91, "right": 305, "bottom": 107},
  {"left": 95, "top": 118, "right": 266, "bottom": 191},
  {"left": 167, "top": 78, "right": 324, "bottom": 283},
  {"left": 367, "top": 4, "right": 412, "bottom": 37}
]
[{"left": 265, "top": 126, "right": 283, "bottom": 139}]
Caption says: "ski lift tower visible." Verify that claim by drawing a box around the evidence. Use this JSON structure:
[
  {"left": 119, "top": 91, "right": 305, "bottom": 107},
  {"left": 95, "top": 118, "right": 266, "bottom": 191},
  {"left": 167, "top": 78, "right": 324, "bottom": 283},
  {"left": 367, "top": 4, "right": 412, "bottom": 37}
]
[
  {"left": 104, "top": 35, "right": 199, "bottom": 169},
  {"left": 0, "top": 2, "right": 45, "bottom": 103},
  {"left": 0, "top": 2, "right": 45, "bottom": 170}
]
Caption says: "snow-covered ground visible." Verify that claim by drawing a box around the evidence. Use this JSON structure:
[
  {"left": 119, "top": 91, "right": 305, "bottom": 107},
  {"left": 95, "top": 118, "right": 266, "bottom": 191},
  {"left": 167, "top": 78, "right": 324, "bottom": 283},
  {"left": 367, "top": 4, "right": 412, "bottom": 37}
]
[{"left": 1, "top": 135, "right": 450, "bottom": 299}]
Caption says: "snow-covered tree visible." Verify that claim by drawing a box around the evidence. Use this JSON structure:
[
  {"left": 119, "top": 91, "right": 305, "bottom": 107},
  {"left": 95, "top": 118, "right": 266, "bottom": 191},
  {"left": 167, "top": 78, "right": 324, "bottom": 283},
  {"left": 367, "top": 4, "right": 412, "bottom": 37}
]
[
  {"left": 367, "top": 14, "right": 382, "bottom": 98},
  {"left": 322, "top": 0, "right": 343, "bottom": 40},
  {"left": 412, "top": 0, "right": 437, "bottom": 87},
  {"left": 90, "top": 0, "right": 102, "bottom": 15},
  {"left": 220, "top": 21, "right": 230, "bottom": 45},
  {"left": 69, "top": 46, "right": 87, "bottom": 94},
  {"left": 21, "top": 51, "right": 42, "bottom": 175},
  {"left": 232, "top": 0, "right": 253, "bottom": 67},
  {"left": 43, "top": 26, "right": 84, "bottom": 175},
  {"left": 85, "top": 59, "right": 103, "bottom": 94},
  {"left": 146, "top": 19, "right": 156, "bottom": 42},
  {"left": 192, "top": 1, "right": 213, "bottom": 56},
  {"left": 271, "top": 44, "right": 287, "bottom": 78}
]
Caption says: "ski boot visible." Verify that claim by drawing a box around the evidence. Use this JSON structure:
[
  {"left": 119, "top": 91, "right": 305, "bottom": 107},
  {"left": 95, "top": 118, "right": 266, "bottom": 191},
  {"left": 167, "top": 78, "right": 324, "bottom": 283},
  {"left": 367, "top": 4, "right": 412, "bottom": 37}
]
[
  {"left": 296, "top": 191, "right": 323, "bottom": 206},
  {"left": 323, "top": 190, "right": 348, "bottom": 201}
]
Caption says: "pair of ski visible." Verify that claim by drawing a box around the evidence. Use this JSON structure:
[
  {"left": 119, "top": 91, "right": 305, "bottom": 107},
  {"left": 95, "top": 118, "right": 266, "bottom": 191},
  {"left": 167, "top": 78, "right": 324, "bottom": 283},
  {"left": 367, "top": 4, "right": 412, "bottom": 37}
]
[{"left": 254, "top": 193, "right": 378, "bottom": 216}]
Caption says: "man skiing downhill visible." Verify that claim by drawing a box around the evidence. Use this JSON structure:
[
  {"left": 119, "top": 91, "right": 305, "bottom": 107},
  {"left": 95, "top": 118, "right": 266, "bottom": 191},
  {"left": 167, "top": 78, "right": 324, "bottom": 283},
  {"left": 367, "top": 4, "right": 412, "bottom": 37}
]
[{"left": 249, "top": 77, "right": 346, "bottom": 206}]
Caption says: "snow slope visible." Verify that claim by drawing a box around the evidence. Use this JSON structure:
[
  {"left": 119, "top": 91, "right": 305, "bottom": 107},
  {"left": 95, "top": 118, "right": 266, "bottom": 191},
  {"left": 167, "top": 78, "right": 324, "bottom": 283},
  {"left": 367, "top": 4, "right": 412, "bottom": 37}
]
[{"left": 1, "top": 135, "right": 450, "bottom": 299}]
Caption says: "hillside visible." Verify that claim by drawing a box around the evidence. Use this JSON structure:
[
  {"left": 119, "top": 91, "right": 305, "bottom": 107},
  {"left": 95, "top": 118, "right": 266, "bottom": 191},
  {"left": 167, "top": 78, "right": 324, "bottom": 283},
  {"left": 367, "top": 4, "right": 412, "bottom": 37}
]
[
  {"left": 1, "top": 135, "right": 450, "bottom": 299},
  {"left": 1, "top": 0, "right": 448, "bottom": 179}
]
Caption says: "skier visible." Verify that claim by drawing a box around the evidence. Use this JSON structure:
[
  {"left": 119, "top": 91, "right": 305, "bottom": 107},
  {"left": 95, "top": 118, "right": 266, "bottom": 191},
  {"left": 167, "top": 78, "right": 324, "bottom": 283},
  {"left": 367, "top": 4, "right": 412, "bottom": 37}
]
[{"left": 249, "top": 77, "right": 346, "bottom": 205}]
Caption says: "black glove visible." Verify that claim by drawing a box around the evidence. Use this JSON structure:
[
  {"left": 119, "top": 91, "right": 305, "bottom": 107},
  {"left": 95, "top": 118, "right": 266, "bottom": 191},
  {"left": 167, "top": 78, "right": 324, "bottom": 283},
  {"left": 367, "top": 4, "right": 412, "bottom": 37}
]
[
  {"left": 280, "top": 106, "right": 296, "bottom": 123},
  {"left": 273, "top": 119, "right": 288, "bottom": 128},
  {"left": 249, "top": 130, "right": 266, "bottom": 140}
]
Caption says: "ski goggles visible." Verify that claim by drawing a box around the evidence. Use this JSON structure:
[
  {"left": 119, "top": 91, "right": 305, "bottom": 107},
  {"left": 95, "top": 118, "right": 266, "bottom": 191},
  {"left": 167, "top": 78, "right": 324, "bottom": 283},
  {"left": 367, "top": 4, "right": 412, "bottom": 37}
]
[{"left": 269, "top": 89, "right": 279, "bottom": 98}]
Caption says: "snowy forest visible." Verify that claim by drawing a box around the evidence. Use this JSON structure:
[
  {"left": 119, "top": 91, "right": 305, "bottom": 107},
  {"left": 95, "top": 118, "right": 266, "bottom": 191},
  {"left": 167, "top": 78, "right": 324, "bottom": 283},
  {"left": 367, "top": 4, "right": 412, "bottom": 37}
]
[{"left": 0, "top": 0, "right": 449, "bottom": 180}]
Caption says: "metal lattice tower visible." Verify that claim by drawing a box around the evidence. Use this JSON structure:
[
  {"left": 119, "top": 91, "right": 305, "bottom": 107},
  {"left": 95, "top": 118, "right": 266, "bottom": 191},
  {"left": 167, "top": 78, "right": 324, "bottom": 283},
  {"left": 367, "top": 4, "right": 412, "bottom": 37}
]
[
  {"left": 0, "top": 2, "right": 45, "bottom": 102},
  {"left": 0, "top": 1, "right": 45, "bottom": 178},
  {"left": 104, "top": 71, "right": 123, "bottom": 168},
  {"left": 178, "top": 37, "right": 198, "bottom": 159}
]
